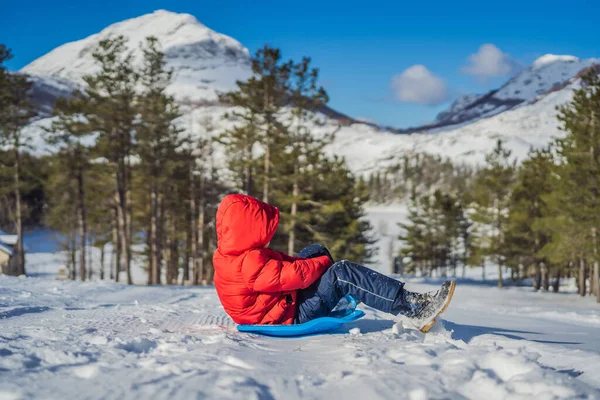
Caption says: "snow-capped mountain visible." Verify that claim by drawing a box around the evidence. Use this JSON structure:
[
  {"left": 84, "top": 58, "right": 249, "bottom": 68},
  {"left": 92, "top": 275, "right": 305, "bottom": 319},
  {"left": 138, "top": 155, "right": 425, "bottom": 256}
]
[
  {"left": 431, "top": 54, "right": 599, "bottom": 127},
  {"left": 19, "top": 10, "right": 600, "bottom": 174},
  {"left": 22, "top": 10, "right": 251, "bottom": 105}
]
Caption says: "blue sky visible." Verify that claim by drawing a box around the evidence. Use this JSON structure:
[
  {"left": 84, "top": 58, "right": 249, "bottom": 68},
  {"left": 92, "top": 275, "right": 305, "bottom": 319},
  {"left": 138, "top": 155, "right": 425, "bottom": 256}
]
[{"left": 3, "top": 0, "right": 600, "bottom": 128}]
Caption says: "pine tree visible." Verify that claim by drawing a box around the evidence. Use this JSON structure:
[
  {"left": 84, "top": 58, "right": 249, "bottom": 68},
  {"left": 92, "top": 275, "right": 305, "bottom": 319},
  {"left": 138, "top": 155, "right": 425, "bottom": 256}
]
[
  {"left": 471, "top": 139, "right": 515, "bottom": 288},
  {"left": 83, "top": 36, "right": 137, "bottom": 284},
  {"left": 309, "top": 157, "right": 375, "bottom": 263},
  {"left": 551, "top": 70, "right": 600, "bottom": 301},
  {"left": 136, "top": 36, "right": 182, "bottom": 285},
  {"left": 45, "top": 95, "right": 92, "bottom": 280},
  {"left": 220, "top": 45, "right": 292, "bottom": 203},
  {"left": 283, "top": 56, "right": 331, "bottom": 254},
  {"left": 0, "top": 44, "right": 37, "bottom": 276},
  {"left": 399, "top": 190, "right": 469, "bottom": 277},
  {"left": 503, "top": 148, "right": 554, "bottom": 289}
]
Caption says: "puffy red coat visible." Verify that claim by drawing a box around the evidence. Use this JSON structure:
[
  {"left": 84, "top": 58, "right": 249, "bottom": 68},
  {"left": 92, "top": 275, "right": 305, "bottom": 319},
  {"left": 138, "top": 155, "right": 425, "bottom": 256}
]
[{"left": 213, "top": 194, "right": 332, "bottom": 325}]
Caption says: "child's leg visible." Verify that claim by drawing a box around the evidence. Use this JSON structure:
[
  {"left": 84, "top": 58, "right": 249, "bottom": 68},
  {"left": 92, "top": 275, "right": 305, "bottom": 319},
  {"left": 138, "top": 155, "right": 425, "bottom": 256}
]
[{"left": 296, "top": 259, "right": 415, "bottom": 324}]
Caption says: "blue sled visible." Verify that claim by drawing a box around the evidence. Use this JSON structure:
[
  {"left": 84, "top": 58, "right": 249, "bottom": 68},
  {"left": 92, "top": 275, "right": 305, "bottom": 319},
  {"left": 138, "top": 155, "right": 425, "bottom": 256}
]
[
  {"left": 237, "top": 296, "right": 365, "bottom": 337},
  {"left": 237, "top": 310, "right": 365, "bottom": 337}
]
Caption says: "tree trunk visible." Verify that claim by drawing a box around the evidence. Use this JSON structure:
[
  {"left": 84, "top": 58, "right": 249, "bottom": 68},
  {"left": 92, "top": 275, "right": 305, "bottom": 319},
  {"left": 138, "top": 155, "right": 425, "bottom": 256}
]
[
  {"left": 206, "top": 228, "right": 215, "bottom": 284},
  {"left": 481, "top": 261, "right": 486, "bottom": 281},
  {"left": 150, "top": 183, "right": 160, "bottom": 284},
  {"left": 183, "top": 228, "right": 190, "bottom": 286},
  {"left": 542, "top": 263, "right": 550, "bottom": 291},
  {"left": 67, "top": 231, "right": 76, "bottom": 280},
  {"left": 497, "top": 260, "right": 503, "bottom": 288},
  {"left": 533, "top": 263, "right": 541, "bottom": 290},
  {"left": 244, "top": 145, "right": 253, "bottom": 196},
  {"left": 170, "top": 214, "right": 178, "bottom": 285},
  {"left": 88, "top": 245, "right": 93, "bottom": 280},
  {"left": 189, "top": 163, "right": 197, "bottom": 285},
  {"left": 13, "top": 146, "right": 25, "bottom": 276},
  {"left": 125, "top": 186, "right": 133, "bottom": 285},
  {"left": 116, "top": 189, "right": 126, "bottom": 283},
  {"left": 111, "top": 206, "right": 119, "bottom": 282},
  {"left": 70, "top": 236, "right": 77, "bottom": 281},
  {"left": 288, "top": 170, "right": 299, "bottom": 255},
  {"left": 579, "top": 258, "right": 587, "bottom": 296},
  {"left": 595, "top": 261, "right": 600, "bottom": 303},
  {"left": 195, "top": 173, "right": 205, "bottom": 285},
  {"left": 263, "top": 143, "right": 270, "bottom": 203},
  {"left": 552, "top": 268, "right": 561, "bottom": 293},
  {"left": 116, "top": 158, "right": 133, "bottom": 285},
  {"left": 77, "top": 165, "right": 87, "bottom": 281},
  {"left": 100, "top": 244, "right": 105, "bottom": 280}
]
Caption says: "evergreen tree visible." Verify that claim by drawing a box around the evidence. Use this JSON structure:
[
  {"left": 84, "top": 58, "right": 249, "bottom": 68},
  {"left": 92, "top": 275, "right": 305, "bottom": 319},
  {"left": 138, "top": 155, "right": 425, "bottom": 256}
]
[
  {"left": 282, "top": 56, "right": 331, "bottom": 254},
  {"left": 471, "top": 139, "right": 515, "bottom": 288},
  {"left": 551, "top": 70, "right": 600, "bottom": 301},
  {"left": 45, "top": 95, "right": 92, "bottom": 280},
  {"left": 136, "top": 36, "right": 182, "bottom": 284},
  {"left": 503, "top": 148, "right": 554, "bottom": 289},
  {"left": 220, "top": 45, "right": 292, "bottom": 203},
  {"left": 0, "top": 44, "right": 37, "bottom": 276},
  {"left": 309, "top": 157, "right": 375, "bottom": 263},
  {"left": 83, "top": 36, "right": 137, "bottom": 284},
  {"left": 399, "top": 190, "right": 469, "bottom": 276}
]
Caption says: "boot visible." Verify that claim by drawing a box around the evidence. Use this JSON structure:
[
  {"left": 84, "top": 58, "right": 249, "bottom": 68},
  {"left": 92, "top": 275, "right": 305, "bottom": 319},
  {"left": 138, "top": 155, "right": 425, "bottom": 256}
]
[
  {"left": 393, "top": 289, "right": 433, "bottom": 318},
  {"left": 393, "top": 281, "right": 456, "bottom": 333}
]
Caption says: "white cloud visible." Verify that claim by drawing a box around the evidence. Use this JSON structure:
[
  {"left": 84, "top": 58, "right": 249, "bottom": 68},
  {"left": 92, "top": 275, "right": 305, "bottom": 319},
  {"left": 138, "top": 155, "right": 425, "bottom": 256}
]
[
  {"left": 391, "top": 65, "right": 450, "bottom": 106},
  {"left": 462, "top": 44, "right": 519, "bottom": 78}
]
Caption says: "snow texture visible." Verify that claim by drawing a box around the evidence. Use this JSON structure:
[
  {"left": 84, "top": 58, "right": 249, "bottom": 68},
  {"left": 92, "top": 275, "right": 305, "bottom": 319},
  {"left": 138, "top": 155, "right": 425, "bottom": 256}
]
[
  {"left": 2, "top": 205, "right": 600, "bottom": 399},
  {"left": 1, "top": 267, "right": 600, "bottom": 399}
]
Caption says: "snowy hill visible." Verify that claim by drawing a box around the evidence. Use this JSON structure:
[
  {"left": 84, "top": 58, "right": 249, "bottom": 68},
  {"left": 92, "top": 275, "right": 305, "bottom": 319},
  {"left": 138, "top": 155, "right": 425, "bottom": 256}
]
[{"left": 18, "top": 10, "right": 600, "bottom": 173}]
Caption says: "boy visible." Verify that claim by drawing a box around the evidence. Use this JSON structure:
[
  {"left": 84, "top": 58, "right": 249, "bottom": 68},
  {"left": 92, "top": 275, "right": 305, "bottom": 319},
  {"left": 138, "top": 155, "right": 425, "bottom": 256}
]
[{"left": 213, "top": 194, "right": 455, "bottom": 332}]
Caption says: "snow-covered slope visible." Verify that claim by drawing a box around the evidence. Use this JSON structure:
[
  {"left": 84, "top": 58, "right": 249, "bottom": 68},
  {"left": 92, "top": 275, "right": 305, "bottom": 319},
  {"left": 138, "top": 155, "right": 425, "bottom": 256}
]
[
  {"left": 434, "top": 54, "right": 599, "bottom": 126},
  {"left": 18, "top": 10, "right": 600, "bottom": 174},
  {"left": 435, "top": 93, "right": 482, "bottom": 122},
  {"left": 1, "top": 270, "right": 600, "bottom": 399},
  {"left": 22, "top": 10, "right": 251, "bottom": 104}
]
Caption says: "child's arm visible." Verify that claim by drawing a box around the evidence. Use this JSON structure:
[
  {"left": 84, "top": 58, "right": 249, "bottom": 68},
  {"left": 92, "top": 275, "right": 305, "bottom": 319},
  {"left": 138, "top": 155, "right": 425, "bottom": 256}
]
[
  {"left": 241, "top": 249, "right": 332, "bottom": 293},
  {"left": 276, "top": 252, "right": 302, "bottom": 262}
]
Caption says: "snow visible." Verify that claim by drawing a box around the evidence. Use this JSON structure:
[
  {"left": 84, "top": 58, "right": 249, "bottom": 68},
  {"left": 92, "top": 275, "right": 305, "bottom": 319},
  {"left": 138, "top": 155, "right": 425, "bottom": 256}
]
[
  {"left": 532, "top": 54, "right": 581, "bottom": 70},
  {"left": 494, "top": 54, "right": 598, "bottom": 102},
  {"left": 2, "top": 205, "right": 600, "bottom": 398},
  {"left": 21, "top": 10, "right": 250, "bottom": 104},
  {"left": 364, "top": 203, "right": 409, "bottom": 273},
  {"left": 433, "top": 53, "right": 598, "bottom": 127},
  {"left": 1, "top": 269, "right": 599, "bottom": 399}
]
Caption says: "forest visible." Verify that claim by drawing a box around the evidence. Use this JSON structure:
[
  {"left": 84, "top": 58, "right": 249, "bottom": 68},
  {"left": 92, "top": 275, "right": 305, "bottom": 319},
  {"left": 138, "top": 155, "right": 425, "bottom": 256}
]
[
  {"left": 0, "top": 38, "right": 372, "bottom": 284},
  {"left": 2, "top": 37, "right": 600, "bottom": 305},
  {"left": 394, "top": 70, "right": 600, "bottom": 302}
]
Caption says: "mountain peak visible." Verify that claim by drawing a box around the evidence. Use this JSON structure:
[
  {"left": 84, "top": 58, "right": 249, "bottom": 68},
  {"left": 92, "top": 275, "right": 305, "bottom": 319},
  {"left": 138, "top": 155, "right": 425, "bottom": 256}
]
[
  {"left": 21, "top": 10, "right": 251, "bottom": 103},
  {"left": 532, "top": 54, "right": 579, "bottom": 70}
]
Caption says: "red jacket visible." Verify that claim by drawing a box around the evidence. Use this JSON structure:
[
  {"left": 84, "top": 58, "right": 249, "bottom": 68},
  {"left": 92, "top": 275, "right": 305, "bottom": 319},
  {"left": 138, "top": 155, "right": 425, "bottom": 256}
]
[{"left": 213, "top": 194, "right": 332, "bottom": 325}]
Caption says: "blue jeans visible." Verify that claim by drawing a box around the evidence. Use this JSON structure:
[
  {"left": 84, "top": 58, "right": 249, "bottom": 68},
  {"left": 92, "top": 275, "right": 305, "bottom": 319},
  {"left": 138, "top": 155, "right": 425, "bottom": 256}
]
[{"left": 294, "top": 244, "right": 406, "bottom": 324}]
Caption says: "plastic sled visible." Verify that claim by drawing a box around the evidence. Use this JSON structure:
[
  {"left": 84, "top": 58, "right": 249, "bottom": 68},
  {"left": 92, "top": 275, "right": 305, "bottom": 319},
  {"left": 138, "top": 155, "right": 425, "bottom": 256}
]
[{"left": 237, "top": 295, "right": 365, "bottom": 337}]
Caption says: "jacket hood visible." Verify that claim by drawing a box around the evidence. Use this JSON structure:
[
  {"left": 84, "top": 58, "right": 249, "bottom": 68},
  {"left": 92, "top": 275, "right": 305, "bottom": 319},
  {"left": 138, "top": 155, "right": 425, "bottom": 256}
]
[{"left": 215, "top": 194, "right": 280, "bottom": 256}]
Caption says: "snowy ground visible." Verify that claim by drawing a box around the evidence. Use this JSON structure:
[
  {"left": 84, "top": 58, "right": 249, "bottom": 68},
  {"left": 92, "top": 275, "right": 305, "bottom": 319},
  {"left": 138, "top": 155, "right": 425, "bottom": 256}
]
[
  {"left": 2, "top": 207, "right": 600, "bottom": 399},
  {"left": 1, "top": 274, "right": 600, "bottom": 400}
]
